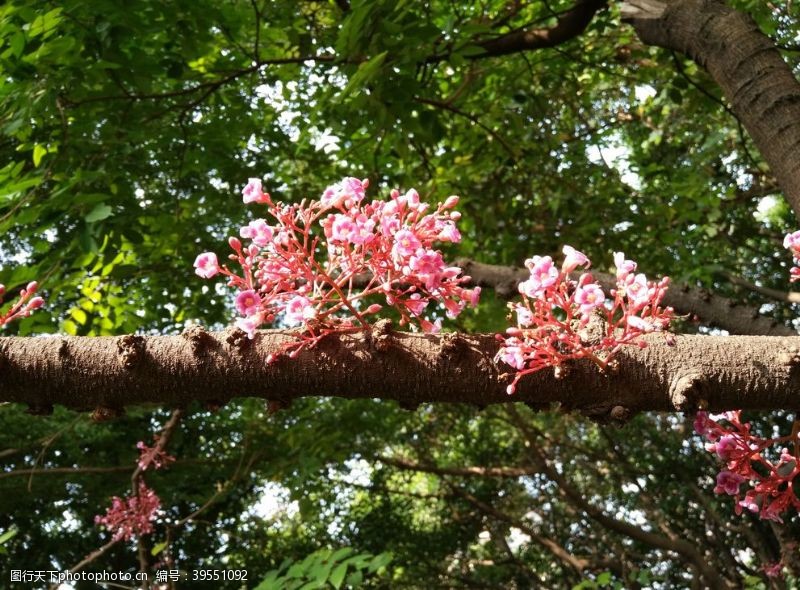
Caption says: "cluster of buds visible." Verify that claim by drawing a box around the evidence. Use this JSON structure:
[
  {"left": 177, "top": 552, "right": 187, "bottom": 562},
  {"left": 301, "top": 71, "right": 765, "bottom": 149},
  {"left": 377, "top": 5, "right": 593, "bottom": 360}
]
[
  {"left": 496, "top": 247, "right": 673, "bottom": 394},
  {"left": 0, "top": 281, "right": 44, "bottom": 326},
  {"left": 694, "top": 411, "right": 800, "bottom": 523},
  {"left": 136, "top": 438, "right": 176, "bottom": 471},
  {"left": 94, "top": 481, "right": 162, "bottom": 542},
  {"left": 194, "top": 177, "right": 480, "bottom": 360}
]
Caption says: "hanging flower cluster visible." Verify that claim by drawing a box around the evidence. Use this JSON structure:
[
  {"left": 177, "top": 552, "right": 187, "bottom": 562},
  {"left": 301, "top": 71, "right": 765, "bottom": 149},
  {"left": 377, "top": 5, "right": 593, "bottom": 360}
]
[
  {"left": 496, "top": 247, "right": 673, "bottom": 394},
  {"left": 94, "top": 481, "right": 162, "bottom": 542},
  {"left": 0, "top": 281, "right": 44, "bottom": 326},
  {"left": 694, "top": 411, "right": 800, "bottom": 522},
  {"left": 194, "top": 177, "right": 480, "bottom": 360}
]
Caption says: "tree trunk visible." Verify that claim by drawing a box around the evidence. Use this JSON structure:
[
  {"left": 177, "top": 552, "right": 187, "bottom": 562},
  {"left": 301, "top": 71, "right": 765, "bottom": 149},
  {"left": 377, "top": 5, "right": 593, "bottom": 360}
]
[
  {"left": 624, "top": 0, "right": 800, "bottom": 220},
  {"left": 2, "top": 327, "right": 800, "bottom": 414}
]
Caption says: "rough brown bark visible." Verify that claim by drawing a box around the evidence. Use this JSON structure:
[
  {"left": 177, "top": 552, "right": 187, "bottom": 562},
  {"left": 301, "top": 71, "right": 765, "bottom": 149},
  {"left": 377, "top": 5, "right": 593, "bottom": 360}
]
[
  {"left": 2, "top": 325, "right": 800, "bottom": 413},
  {"left": 623, "top": 0, "right": 800, "bottom": 220}
]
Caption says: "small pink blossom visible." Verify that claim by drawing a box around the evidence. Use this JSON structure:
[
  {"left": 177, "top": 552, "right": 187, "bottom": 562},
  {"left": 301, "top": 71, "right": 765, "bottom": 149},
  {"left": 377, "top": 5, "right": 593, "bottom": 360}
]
[
  {"left": 613, "top": 252, "right": 637, "bottom": 280},
  {"left": 235, "top": 315, "right": 261, "bottom": 339},
  {"left": 625, "top": 273, "right": 650, "bottom": 306},
  {"left": 763, "top": 562, "right": 783, "bottom": 579},
  {"left": 240, "top": 219, "right": 274, "bottom": 247},
  {"left": 714, "top": 434, "right": 739, "bottom": 461},
  {"left": 574, "top": 283, "right": 605, "bottom": 316},
  {"left": 561, "top": 245, "right": 589, "bottom": 274},
  {"left": 714, "top": 471, "right": 746, "bottom": 495},
  {"left": 321, "top": 177, "right": 367, "bottom": 207},
  {"left": 404, "top": 293, "right": 428, "bottom": 316},
  {"left": 194, "top": 252, "right": 219, "bottom": 278},
  {"left": 515, "top": 305, "right": 533, "bottom": 327},
  {"left": 285, "top": 295, "right": 316, "bottom": 325},
  {"left": 235, "top": 290, "right": 262, "bottom": 316},
  {"left": 393, "top": 229, "right": 422, "bottom": 258},
  {"left": 519, "top": 256, "right": 558, "bottom": 297},
  {"left": 242, "top": 178, "right": 270, "bottom": 204},
  {"left": 438, "top": 221, "right": 461, "bottom": 243},
  {"left": 331, "top": 214, "right": 357, "bottom": 243},
  {"left": 627, "top": 315, "right": 654, "bottom": 332},
  {"left": 136, "top": 440, "right": 175, "bottom": 471},
  {"left": 783, "top": 230, "right": 800, "bottom": 252}
]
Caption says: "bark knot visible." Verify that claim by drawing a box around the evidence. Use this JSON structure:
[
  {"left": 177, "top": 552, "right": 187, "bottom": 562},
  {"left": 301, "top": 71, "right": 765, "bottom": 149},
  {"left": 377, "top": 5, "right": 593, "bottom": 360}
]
[
  {"left": 225, "top": 326, "right": 251, "bottom": 351},
  {"left": 778, "top": 347, "right": 800, "bottom": 367},
  {"left": 370, "top": 318, "right": 394, "bottom": 352},
  {"left": 117, "top": 334, "right": 145, "bottom": 368},
  {"left": 669, "top": 371, "right": 704, "bottom": 411},
  {"left": 182, "top": 325, "right": 215, "bottom": 355}
]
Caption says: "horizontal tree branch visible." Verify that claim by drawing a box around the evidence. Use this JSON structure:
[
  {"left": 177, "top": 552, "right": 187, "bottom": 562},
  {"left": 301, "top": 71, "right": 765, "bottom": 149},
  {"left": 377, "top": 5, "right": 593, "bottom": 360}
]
[
  {"left": 476, "top": 0, "right": 608, "bottom": 58},
  {"left": 2, "top": 325, "right": 800, "bottom": 414}
]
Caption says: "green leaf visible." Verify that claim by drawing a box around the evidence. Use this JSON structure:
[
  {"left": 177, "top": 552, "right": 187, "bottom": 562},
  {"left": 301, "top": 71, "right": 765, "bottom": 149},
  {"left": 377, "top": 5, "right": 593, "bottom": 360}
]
[
  {"left": 32, "top": 144, "right": 47, "bottom": 167},
  {"left": 329, "top": 563, "right": 348, "bottom": 589},
  {"left": 0, "top": 528, "right": 18, "bottom": 545},
  {"left": 85, "top": 203, "right": 113, "bottom": 223},
  {"left": 151, "top": 541, "right": 167, "bottom": 556},
  {"left": 340, "top": 51, "right": 387, "bottom": 100}
]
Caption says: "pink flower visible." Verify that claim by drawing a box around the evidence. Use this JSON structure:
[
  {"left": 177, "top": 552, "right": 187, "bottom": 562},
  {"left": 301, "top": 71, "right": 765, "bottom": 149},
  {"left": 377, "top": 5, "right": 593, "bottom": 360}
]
[
  {"left": 613, "top": 252, "right": 637, "bottom": 280},
  {"left": 393, "top": 229, "right": 422, "bottom": 258},
  {"left": 235, "top": 290, "right": 262, "bottom": 316},
  {"left": 626, "top": 315, "right": 655, "bottom": 332},
  {"left": 515, "top": 305, "right": 533, "bottom": 327},
  {"left": 519, "top": 256, "right": 558, "bottom": 297},
  {"left": 438, "top": 221, "right": 461, "bottom": 243},
  {"left": 763, "top": 562, "right": 783, "bottom": 579},
  {"left": 714, "top": 434, "right": 738, "bottom": 461},
  {"left": 321, "top": 177, "right": 367, "bottom": 207},
  {"left": 561, "top": 245, "right": 589, "bottom": 273},
  {"left": 738, "top": 492, "right": 761, "bottom": 514},
  {"left": 408, "top": 249, "right": 445, "bottom": 288},
  {"left": 331, "top": 214, "right": 357, "bottom": 243},
  {"left": 498, "top": 341, "right": 526, "bottom": 371},
  {"left": 783, "top": 230, "right": 800, "bottom": 253},
  {"left": 574, "top": 284, "right": 605, "bottom": 316},
  {"left": 625, "top": 273, "right": 650, "bottom": 306},
  {"left": 235, "top": 315, "right": 261, "bottom": 339},
  {"left": 194, "top": 252, "right": 219, "bottom": 278},
  {"left": 350, "top": 214, "right": 376, "bottom": 245},
  {"left": 404, "top": 293, "right": 428, "bottom": 316},
  {"left": 242, "top": 178, "right": 270, "bottom": 204},
  {"left": 713, "top": 470, "right": 746, "bottom": 495},
  {"left": 240, "top": 219, "right": 274, "bottom": 247},
  {"left": 285, "top": 295, "right": 316, "bottom": 325}
]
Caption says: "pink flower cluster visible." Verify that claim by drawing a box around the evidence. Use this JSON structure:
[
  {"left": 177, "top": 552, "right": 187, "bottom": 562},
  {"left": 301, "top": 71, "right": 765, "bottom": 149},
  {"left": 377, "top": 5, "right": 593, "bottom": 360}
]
[
  {"left": 94, "top": 481, "right": 161, "bottom": 541},
  {"left": 136, "top": 438, "right": 176, "bottom": 471},
  {"left": 496, "top": 247, "right": 673, "bottom": 394},
  {"left": 0, "top": 281, "right": 44, "bottom": 326},
  {"left": 695, "top": 411, "right": 800, "bottom": 522},
  {"left": 194, "top": 177, "right": 480, "bottom": 358},
  {"left": 784, "top": 230, "right": 800, "bottom": 282}
]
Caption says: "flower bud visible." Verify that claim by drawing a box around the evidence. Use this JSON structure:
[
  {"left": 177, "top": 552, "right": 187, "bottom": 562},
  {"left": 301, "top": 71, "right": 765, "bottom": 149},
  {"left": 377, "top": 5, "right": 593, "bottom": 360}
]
[
  {"left": 365, "top": 304, "right": 382, "bottom": 314},
  {"left": 443, "top": 195, "right": 459, "bottom": 209},
  {"left": 229, "top": 237, "right": 242, "bottom": 251},
  {"left": 26, "top": 281, "right": 38, "bottom": 294}
]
